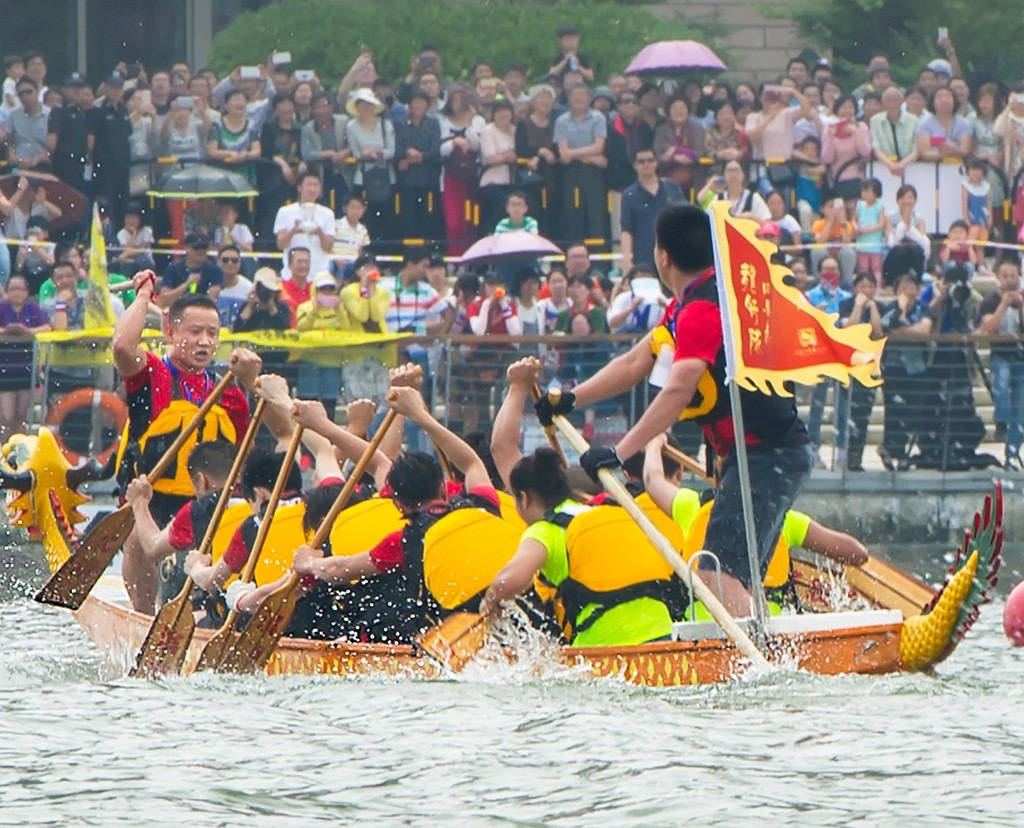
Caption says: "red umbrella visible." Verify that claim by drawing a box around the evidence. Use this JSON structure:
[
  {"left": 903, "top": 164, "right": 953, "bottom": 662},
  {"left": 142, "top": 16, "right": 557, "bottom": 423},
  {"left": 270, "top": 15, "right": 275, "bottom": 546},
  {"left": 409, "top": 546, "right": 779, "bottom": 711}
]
[
  {"left": 626, "top": 40, "right": 726, "bottom": 76},
  {"left": 459, "top": 230, "right": 562, "bottom": 265},
  {"left": 0, "top": 171, "right": 88, "bottom": 231}
]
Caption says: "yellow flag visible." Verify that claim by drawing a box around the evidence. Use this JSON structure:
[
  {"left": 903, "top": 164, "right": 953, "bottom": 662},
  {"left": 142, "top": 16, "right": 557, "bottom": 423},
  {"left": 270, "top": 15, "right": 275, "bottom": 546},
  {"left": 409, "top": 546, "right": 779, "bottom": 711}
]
[{"left": 83, "top": 205, "right": 116, "bottom": 329}]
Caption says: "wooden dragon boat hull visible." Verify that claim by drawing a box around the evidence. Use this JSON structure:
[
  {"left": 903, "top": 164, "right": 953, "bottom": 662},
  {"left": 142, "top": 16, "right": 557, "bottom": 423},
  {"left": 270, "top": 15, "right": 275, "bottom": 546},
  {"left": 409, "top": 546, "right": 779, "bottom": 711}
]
[
  {"left": 74, "top": 576, "right": 904, "bottom": 686},
  {"left": 4, "top": 429, "right": 1002, "bottom": 685}
]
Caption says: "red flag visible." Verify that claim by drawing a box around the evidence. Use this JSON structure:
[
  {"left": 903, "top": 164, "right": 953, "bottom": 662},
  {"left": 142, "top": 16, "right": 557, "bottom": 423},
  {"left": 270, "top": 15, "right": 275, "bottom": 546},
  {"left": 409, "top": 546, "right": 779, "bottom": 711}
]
[{"left": 709, "top": 201, "right": 884, "bottom": 395}]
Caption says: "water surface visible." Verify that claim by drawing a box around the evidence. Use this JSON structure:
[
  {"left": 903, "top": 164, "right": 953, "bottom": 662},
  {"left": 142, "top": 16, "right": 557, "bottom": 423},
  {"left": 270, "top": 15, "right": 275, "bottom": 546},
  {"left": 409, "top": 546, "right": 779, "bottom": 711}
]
[{"left": 1, "top": 542, "right": 1022, "bottom": 826}]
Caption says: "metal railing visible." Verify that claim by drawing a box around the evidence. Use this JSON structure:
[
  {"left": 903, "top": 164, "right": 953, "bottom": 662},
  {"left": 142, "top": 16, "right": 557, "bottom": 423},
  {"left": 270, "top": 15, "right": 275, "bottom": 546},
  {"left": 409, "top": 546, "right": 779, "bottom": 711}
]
[{"left": 6, "top": 329, "right": 1023, "bottom": 474}]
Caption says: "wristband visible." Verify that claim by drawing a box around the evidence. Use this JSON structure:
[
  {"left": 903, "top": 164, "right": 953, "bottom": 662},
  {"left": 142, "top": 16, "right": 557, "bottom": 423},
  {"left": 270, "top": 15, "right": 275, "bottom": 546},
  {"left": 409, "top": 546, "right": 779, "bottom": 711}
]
[{"left": 225, "top": 580, "right": 256, "bottom": 613}]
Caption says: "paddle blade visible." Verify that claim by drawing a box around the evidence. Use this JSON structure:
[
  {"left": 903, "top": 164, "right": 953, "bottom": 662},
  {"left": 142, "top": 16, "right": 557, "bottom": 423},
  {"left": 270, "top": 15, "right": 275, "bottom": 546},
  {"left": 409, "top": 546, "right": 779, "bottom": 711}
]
[
  {"left": 216, "top": 577, "right": 300, "bottom": 674},
  {"left": 129, "top": 588, "right": 196, "bottom": 679},
  {"left": 34, "top": 504, "right": 135, "bottom": 609},
  {"left": 192, "top": 624, "right": 235, "bottom": 673},
  {"left": 417, "top": 612, "right": 488, "bottom": 673}
]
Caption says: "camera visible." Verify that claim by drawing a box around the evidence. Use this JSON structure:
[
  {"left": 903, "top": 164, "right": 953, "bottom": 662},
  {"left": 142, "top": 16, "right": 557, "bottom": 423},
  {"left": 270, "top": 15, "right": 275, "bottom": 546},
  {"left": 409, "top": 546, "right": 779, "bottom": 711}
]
[
  {"left": 255, "top": 282, "right": 274, "bottom": 303},
  {"left": 943, "top": 264, "right": 971, "bottom": 306}
]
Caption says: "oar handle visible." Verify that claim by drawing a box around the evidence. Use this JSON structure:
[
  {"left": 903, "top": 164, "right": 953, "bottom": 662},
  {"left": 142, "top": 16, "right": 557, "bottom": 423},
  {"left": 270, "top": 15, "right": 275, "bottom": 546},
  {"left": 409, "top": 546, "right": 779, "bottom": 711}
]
[
  {"left": 662, "top": 444, "right": 712, "bottom": 484},
  {"left": 551, "top": 413, "right": 770, "bottom": 669},
  {"left": 194, "top": 397, "right": 266, "bottom": 558},
  {"left": 309, "top": 407, "right": 397, "bottom": 550},
  {"left": 529, "top": 383, "right": 569, "bottom": 467},
  {"left": 237, "top": 423, "right": 304, "bottom": 584},
  {"left": 147, "top": 370, "right": 236, "bottom": 482}
]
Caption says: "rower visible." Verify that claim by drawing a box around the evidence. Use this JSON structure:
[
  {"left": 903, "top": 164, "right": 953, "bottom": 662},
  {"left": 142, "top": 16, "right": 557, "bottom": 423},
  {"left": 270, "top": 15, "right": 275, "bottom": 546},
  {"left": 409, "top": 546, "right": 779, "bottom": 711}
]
[
  {"left": 123, "top": 440, "right": 241, "bottom": 607},
  {"left": 641, "top": 432, "right": 867, "bottom": 615},
  {"left": 185, "top": 448, "right": 306, "bottom": 595},
  {"left": 535, "top": 205, "right": 813, "bottom": 616},
  {"left": 282, "top": 385, "right": 503, "bottom": 644},
  {"left": 112, "top": 270, "right": 262, "bottom": 613}
]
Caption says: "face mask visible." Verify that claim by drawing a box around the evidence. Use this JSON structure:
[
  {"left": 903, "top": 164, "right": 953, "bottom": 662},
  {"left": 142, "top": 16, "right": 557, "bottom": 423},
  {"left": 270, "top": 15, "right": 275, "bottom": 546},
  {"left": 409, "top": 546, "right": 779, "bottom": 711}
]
[
  {"left": 255, "top": 283, "right": 275, "bottom": 303},
  {"left": 820, "top": 270, "right": 840, "bottom": 288},
  {"left": 317, "top": 292, "right": 339, "bottom": 309}
]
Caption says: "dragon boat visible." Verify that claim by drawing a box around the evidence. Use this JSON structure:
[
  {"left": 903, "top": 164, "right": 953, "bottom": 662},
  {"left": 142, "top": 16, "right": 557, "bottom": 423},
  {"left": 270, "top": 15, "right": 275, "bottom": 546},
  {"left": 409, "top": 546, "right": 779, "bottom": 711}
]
[{"left": 2, "top": 428, "right": 1004, "bottom": 686}]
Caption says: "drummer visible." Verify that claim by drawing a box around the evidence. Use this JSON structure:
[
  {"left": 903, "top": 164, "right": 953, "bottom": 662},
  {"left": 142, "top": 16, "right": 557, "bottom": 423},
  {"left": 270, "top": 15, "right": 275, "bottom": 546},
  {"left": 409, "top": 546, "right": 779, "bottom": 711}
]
[{"left": 112, "top": 269, "right": 262, "bottom": 614}]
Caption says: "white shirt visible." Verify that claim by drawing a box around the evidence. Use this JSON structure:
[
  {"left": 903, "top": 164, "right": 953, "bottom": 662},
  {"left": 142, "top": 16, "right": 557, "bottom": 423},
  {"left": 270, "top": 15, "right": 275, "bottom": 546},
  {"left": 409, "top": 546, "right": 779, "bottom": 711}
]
[
  {"left": 220, "top": 275, "right": 253, "bottom": 301},
  {"left": 1, "top": 77, "right": 17, "bottom": 112},
  {"left": 332, "top": 218, "right": 370, "bottom": 261},
  {"left": 213, "top": 223, "right": 255, "bottom": 249},
  {"left": 273, "top": 201, "right": 335, "bottom": 278}
]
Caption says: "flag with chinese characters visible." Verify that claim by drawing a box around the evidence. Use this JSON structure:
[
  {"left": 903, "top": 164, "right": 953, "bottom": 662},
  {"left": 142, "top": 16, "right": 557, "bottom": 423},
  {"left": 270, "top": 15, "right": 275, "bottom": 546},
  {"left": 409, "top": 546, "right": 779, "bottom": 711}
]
[
  {"left": 708, "top": 200, "right": 884, "bottom": 395},
  {"left": 83, "top": 204, "right": 117, "bottom": 329}
]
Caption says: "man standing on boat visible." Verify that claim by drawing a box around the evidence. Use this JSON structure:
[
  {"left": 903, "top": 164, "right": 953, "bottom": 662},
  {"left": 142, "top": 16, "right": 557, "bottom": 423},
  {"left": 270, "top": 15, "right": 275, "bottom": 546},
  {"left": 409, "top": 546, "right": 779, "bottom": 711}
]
[
  {"left": 112, "top": 270, "right": 262, "bottom": 613},
  {"left": 536, "top": 205, "right": 813, "bottom": 616}
]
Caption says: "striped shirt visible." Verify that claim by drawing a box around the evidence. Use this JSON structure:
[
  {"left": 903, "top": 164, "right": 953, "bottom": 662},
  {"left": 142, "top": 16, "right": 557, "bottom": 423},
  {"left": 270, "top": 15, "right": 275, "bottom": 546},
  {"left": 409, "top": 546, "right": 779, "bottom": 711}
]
[{"left": 381, "top": 274, "right": 439, "bottom": 333}]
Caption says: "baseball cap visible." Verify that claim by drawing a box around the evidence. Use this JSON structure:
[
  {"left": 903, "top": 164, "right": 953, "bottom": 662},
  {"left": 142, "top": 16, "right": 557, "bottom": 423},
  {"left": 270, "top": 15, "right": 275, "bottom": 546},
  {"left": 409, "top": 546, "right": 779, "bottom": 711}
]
[
  {"left": 63, "top": 72, "right": 88, "bottom": 87},
  {"left": 927, "top": 58, "right": 953, "bottom": 77},
  {"left": 184, "top": 232, "right": 209, "bottom": 249},
  {"left": 105, "top": 70, "right": 125, "bottom": 87},
  {"left": 314, "top": 271, "right": 337, "bottom": 289},
  {"left": 428, "top": 252, "right": 446, "bottom": 268},
  {"left": 253, "top": 267, "right": 282, "bottom": 291}
]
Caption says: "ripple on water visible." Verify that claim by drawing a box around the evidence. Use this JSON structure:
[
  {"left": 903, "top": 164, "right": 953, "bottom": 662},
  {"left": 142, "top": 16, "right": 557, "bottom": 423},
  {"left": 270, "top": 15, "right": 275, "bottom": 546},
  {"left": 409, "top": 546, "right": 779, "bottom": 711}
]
[{"left": 1, "top": 585, "right": 1023, "bottom": 824}]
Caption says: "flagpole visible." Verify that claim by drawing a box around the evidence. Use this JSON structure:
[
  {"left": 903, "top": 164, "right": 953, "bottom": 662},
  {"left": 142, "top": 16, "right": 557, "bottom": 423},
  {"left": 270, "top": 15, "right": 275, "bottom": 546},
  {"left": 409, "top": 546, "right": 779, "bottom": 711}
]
[
  {"left": 708, "top": 207, "right": 770, "bottom": 639},
  {"left": 724, "top": 381, "right": 771, "bottom": 636}
]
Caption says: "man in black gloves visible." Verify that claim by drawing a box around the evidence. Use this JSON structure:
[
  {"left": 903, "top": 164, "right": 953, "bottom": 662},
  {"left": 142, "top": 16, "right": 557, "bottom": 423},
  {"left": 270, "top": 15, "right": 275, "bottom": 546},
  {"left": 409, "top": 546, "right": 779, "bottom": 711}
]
[{"left": 536, "top": 204, "right": 812, "bottom": 616}]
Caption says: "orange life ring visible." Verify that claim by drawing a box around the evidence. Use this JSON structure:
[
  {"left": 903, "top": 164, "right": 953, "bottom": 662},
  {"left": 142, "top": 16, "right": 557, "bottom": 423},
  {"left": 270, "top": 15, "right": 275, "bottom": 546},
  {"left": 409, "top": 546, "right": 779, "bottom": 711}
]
[{"left": 45, "top": 388, "right": 128, "bottom": 467}]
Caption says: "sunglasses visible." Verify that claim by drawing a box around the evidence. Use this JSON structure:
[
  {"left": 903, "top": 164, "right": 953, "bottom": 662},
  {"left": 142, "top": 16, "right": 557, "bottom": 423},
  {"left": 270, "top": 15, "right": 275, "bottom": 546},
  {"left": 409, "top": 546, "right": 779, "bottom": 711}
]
[{"left": 219, "top": 256, "right": 240, "bottom": 263}]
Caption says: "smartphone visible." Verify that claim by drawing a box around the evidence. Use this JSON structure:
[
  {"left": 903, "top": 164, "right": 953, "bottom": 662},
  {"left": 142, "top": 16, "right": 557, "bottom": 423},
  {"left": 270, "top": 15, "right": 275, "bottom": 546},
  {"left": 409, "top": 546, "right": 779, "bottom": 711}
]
[
  {"left": 240, "top": 65, "right": 261, "bottom": 79},
  {"left": 714, "top": 176, "right": 726, "bottom": 187},
  {"left": 177, "top": 96, "right": 194, "bottom": 109},
  {"left": 272, "top": 51, "right": 292, "bottom": 65},
  {"left": 937, "top": 26, "right": 948, "bottom": 42},
  {"left": 295, "top": 70, "right": 315, "bottom": 82},
  {"left": 138, "top": 89, "right": 152, "bottom": 108}
]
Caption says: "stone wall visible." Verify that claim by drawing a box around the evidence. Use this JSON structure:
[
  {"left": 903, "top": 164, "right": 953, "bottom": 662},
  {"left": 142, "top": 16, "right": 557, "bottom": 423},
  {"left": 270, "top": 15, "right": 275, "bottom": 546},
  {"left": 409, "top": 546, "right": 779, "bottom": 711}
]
[{"left": 647, "top": 0, "right": 806, "bottom": 83}]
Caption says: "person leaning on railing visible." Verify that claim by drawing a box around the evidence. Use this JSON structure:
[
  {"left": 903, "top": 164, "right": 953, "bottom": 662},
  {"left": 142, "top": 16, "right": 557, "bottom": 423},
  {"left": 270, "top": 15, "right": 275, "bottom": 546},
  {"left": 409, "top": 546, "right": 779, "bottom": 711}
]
[
  {"left": 877, "top": 275, "right": 932, "bottom": 471},
  {"left": 0, "top": 273, "right": 51, "bottom": 441},
  {"left": 974, "top": 259, "right": 1024, "bottom": 468}
]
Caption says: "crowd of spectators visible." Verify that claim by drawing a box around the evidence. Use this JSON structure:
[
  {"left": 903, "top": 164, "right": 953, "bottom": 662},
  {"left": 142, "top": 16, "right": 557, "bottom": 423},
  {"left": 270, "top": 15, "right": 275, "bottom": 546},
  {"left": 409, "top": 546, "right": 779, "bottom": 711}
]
[{"left": 2, "top": 28, "right": 1024, "bottom": 469}]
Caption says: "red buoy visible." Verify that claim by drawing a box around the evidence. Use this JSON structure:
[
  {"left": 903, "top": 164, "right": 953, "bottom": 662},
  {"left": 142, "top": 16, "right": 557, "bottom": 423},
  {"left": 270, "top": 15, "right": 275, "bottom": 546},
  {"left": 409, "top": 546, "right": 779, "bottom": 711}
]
[{"left": 1004, "top": 580, "right": 1024, "bottom": 646}]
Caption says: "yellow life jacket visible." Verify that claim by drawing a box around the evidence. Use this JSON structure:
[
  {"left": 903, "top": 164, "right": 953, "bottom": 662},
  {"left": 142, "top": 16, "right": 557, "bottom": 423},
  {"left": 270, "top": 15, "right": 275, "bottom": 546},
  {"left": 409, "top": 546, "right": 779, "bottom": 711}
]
[
  {"left": 682, "top": 500, "right": 790, "bottom": 588},
  {"left": 329, "top": 496, "right": 408, "bottom": 557},
  {"left": 211, "top": 500, "right": 253, "bottom": 562},
  {"left": 422, "top": 509, "right": 521, "bottom": 610},
  {"left": 116, "top": 398, "right": 237, "bottom": 497},
  {"left": 559, "top": 503, "right": 687, "bottom": 642},
  {"left": 214, "top": 500, "right": 308, "bottom": 587},
  {"left": 497, "top": 489, "right": 526, "bottom": 534}
]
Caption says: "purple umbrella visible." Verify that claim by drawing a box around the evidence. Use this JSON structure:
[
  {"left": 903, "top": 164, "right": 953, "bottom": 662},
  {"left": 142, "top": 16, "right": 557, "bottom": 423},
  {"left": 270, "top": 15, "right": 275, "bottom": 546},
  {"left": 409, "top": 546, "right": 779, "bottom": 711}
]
[
  {"left": 459, "top": 230, "right": 562, "bottom": 265},
  {"left": 626, "top": 40, "right": 726, "bottom": 76}
]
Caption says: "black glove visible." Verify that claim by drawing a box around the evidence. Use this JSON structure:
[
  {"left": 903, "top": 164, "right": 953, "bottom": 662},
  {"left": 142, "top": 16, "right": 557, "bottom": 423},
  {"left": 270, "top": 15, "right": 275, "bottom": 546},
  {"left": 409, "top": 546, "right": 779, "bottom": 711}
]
[
  {"left": 533, "top": 390, "right": 576, "bottom": 427},
  {"left": 580, "top": 445, "right": 621, "bottom": 482}
]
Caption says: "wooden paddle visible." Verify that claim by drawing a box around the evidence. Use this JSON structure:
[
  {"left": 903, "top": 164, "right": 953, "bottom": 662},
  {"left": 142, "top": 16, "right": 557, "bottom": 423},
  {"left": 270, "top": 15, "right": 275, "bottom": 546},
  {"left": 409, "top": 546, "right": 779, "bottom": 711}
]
[
  {"left": 217, "top": 406, "right": 399, "bottom": 674},
  {"left": 193, "top": 423, "right": 305, "bottom": 673},
  {"left": 549, "top": 409, "right": 771, "bottom": 669},
  {"left": 661, "top": 444, "right": 712, "bottom": 483},
  {"left": 525, "top": 361, "right": 568, "bottom": 467},
  {"left": 417, "top": 611, "right": 489, "bottom": 672},
  {"left": 129, "top": 397, "right": 267, "bottom": 678},
  {"left": 35, "top": 371, "right": 237, "bottom": 610}
]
